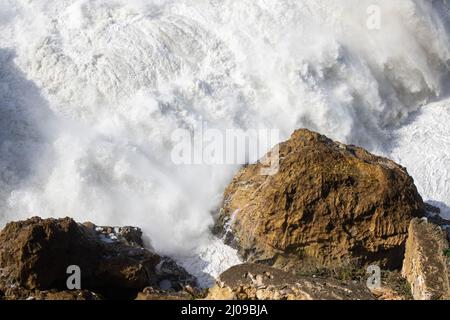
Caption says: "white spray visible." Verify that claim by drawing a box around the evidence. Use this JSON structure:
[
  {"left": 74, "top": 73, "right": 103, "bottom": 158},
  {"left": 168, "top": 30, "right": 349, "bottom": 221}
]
[{"left": 0, "top": 0, "right": 449, "bottom": 283}]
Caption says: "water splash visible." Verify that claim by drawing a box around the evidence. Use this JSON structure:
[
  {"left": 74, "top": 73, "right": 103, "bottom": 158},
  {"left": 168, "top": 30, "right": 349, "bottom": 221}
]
[{"left": 0, "top": 1, "right": 449, "bottom": 278}]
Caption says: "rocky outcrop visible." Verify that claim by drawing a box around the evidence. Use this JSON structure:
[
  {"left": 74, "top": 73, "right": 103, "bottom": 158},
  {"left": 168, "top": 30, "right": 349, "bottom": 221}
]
[
  {"left": 135, "top": 286, "right": 203, "bottom": 300},
  {"left": 0, "top": 286, "right": 102, "bottom": 300},
  {"left": 0, "top": 217, "right": 194, "bottom": 299},
  {"left": 402, "top": 218, "right": 450, "bottom": 300},
  {"left": 206, "top": 263, "right": 374, "bottom": 300},
  {"left": 216, "top": 129, "right": 425, "bottom": 271},
  {"left": 425, "top": 213, "right": 450, "bottom": 243}
]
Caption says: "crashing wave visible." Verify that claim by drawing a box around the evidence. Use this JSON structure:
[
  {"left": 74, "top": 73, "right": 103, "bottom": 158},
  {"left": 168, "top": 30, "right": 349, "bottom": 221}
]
[{"left": 0, "top": 1, "right": 449, "bottom": 280}]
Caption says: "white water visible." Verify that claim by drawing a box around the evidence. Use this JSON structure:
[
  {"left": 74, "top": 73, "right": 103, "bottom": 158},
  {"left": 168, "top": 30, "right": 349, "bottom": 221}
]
[
  {"left": 390, "top": 99, "right": 450, "bottom": 219},
  {"left": 0, "top": 0, "right": 450, "bottom": 285}
]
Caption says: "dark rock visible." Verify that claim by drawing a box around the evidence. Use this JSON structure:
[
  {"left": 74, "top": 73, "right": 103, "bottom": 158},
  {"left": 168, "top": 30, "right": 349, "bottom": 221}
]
[
  {"left": 0, "top": 217, "right": 194, "bottom": 299},
  {"left": 84, "top": 223, "right": 145, "bottom": 248},
  {"left": 426, "top": 214, "right": 450, "bottom": 228},
  {"left": 0, "top": 286, "right": 102, "bottom": 300},
  {"left": 424, "top": 203, "right": 441, "bottom": 214}
]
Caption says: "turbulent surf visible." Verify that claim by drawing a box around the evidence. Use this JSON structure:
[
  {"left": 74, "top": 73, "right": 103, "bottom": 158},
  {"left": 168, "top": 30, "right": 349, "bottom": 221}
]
[{"left": 0, "top": 0, "right": 449, "bottom": 285}]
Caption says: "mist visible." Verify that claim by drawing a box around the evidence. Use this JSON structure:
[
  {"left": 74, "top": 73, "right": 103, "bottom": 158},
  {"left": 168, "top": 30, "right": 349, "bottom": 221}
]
[{"left": 0, "top": 0, "right": 449, "bottom": 269}]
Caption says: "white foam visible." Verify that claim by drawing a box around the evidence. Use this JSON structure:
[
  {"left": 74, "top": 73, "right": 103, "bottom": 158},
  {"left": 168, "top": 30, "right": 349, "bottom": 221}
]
[
  {"left": 389, "top": 99, "right": 450, "bottom": 219},
  {"left": 0, "top": 0, "right": 450, "bottom": 281},
  {"left": 174, "top": 235, "right": 242, "bottom": 288}
]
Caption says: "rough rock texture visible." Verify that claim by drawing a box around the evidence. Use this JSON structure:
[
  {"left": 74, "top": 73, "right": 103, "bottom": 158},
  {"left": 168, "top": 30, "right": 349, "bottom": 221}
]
[
  {"left": 216, "top": 129, "right": 425, "bottom": 270},
  {"left": 425, "top": 214, "right": 450, "bottom": 243},
  {"left": 0, "top": 217, "right": 194, "bottom": 299},
  {"left": 402, "top": 218, "right": 450, "bottom": 300},
  {"left": 135, "top": 286, "right": 202, "bottom": 300},
  {"left": 370, "top": 287, "right": 405, "bottom": 300},
  {"left": 206, "top": 263, "right": 374, "bottom": 300},
  {"left": 0, "top": 286, "right": 102, "bottom": 300}
]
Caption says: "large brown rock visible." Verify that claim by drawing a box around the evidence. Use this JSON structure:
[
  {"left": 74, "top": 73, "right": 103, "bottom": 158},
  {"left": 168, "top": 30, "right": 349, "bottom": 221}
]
[
  {"left": 216, "top": 129, "right": 425, "bottom": 270},
  {"left": 402, "top": 218, "right": 450, "bottom": 300},
  {"left": 0, "top": 217, "right": 194, "bottom": 299},
  {"left": 206, "top": 263, "right": 374, "bottom": 300}
]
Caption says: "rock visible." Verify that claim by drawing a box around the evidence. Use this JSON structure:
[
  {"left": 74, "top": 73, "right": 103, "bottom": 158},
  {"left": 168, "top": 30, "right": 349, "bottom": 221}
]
[
  {"left": 424, "top": 203, "right": 441, "bottom": 214},
  {"left": 154, "top": 257, "right": 197, "bottom": 291},
  {"left": 424, "top": 214, "right": 450, "bottom": 243},
  {"left": 135, "top": 287, "right": 193, "bottom": 300},
  {"left": 86, "top": 223, "right": 145, "bottom": 247},
  {"left": 206, "top": 263, "right": 374, "bottom": 300},
  {"left": 370, "top": 287, "right": 406, "bottom": 300},
  {"left": 0, "top": 287, "right": 102, "bottom": 300},
  {"left": 401, "top": 218, "right": 450, "bottom": 300},
  {"left": 426, "top": 214, "right": 450, "bottom": 229},
  {"left": 216, "top": 129, "right": 425, "bottom": 270},
  {"left": 33, "top": 290, "right": 102, "bottom": 300},
  {"left": 0, "top": 217, "right": 194, "bottom": 299}
]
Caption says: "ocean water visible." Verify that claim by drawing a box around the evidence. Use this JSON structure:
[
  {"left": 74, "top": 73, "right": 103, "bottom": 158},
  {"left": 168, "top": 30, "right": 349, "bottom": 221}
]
[{"left": 0, "top": 0, "right": 449, "bottom": 286}]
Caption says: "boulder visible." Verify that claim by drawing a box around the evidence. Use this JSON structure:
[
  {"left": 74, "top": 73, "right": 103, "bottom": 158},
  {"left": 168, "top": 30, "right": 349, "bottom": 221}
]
[
  {"left": 206, "top": 263, "right": 374, "bottom": 300},
  {"left": 0, "top": 217, "right": 194, "bottom": 299},
  {"left": 402, "top": 218, "right": 450, "bottom": 300},
  {"left": 216, "top": 129, "right": 425, "bottom": 270}
]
